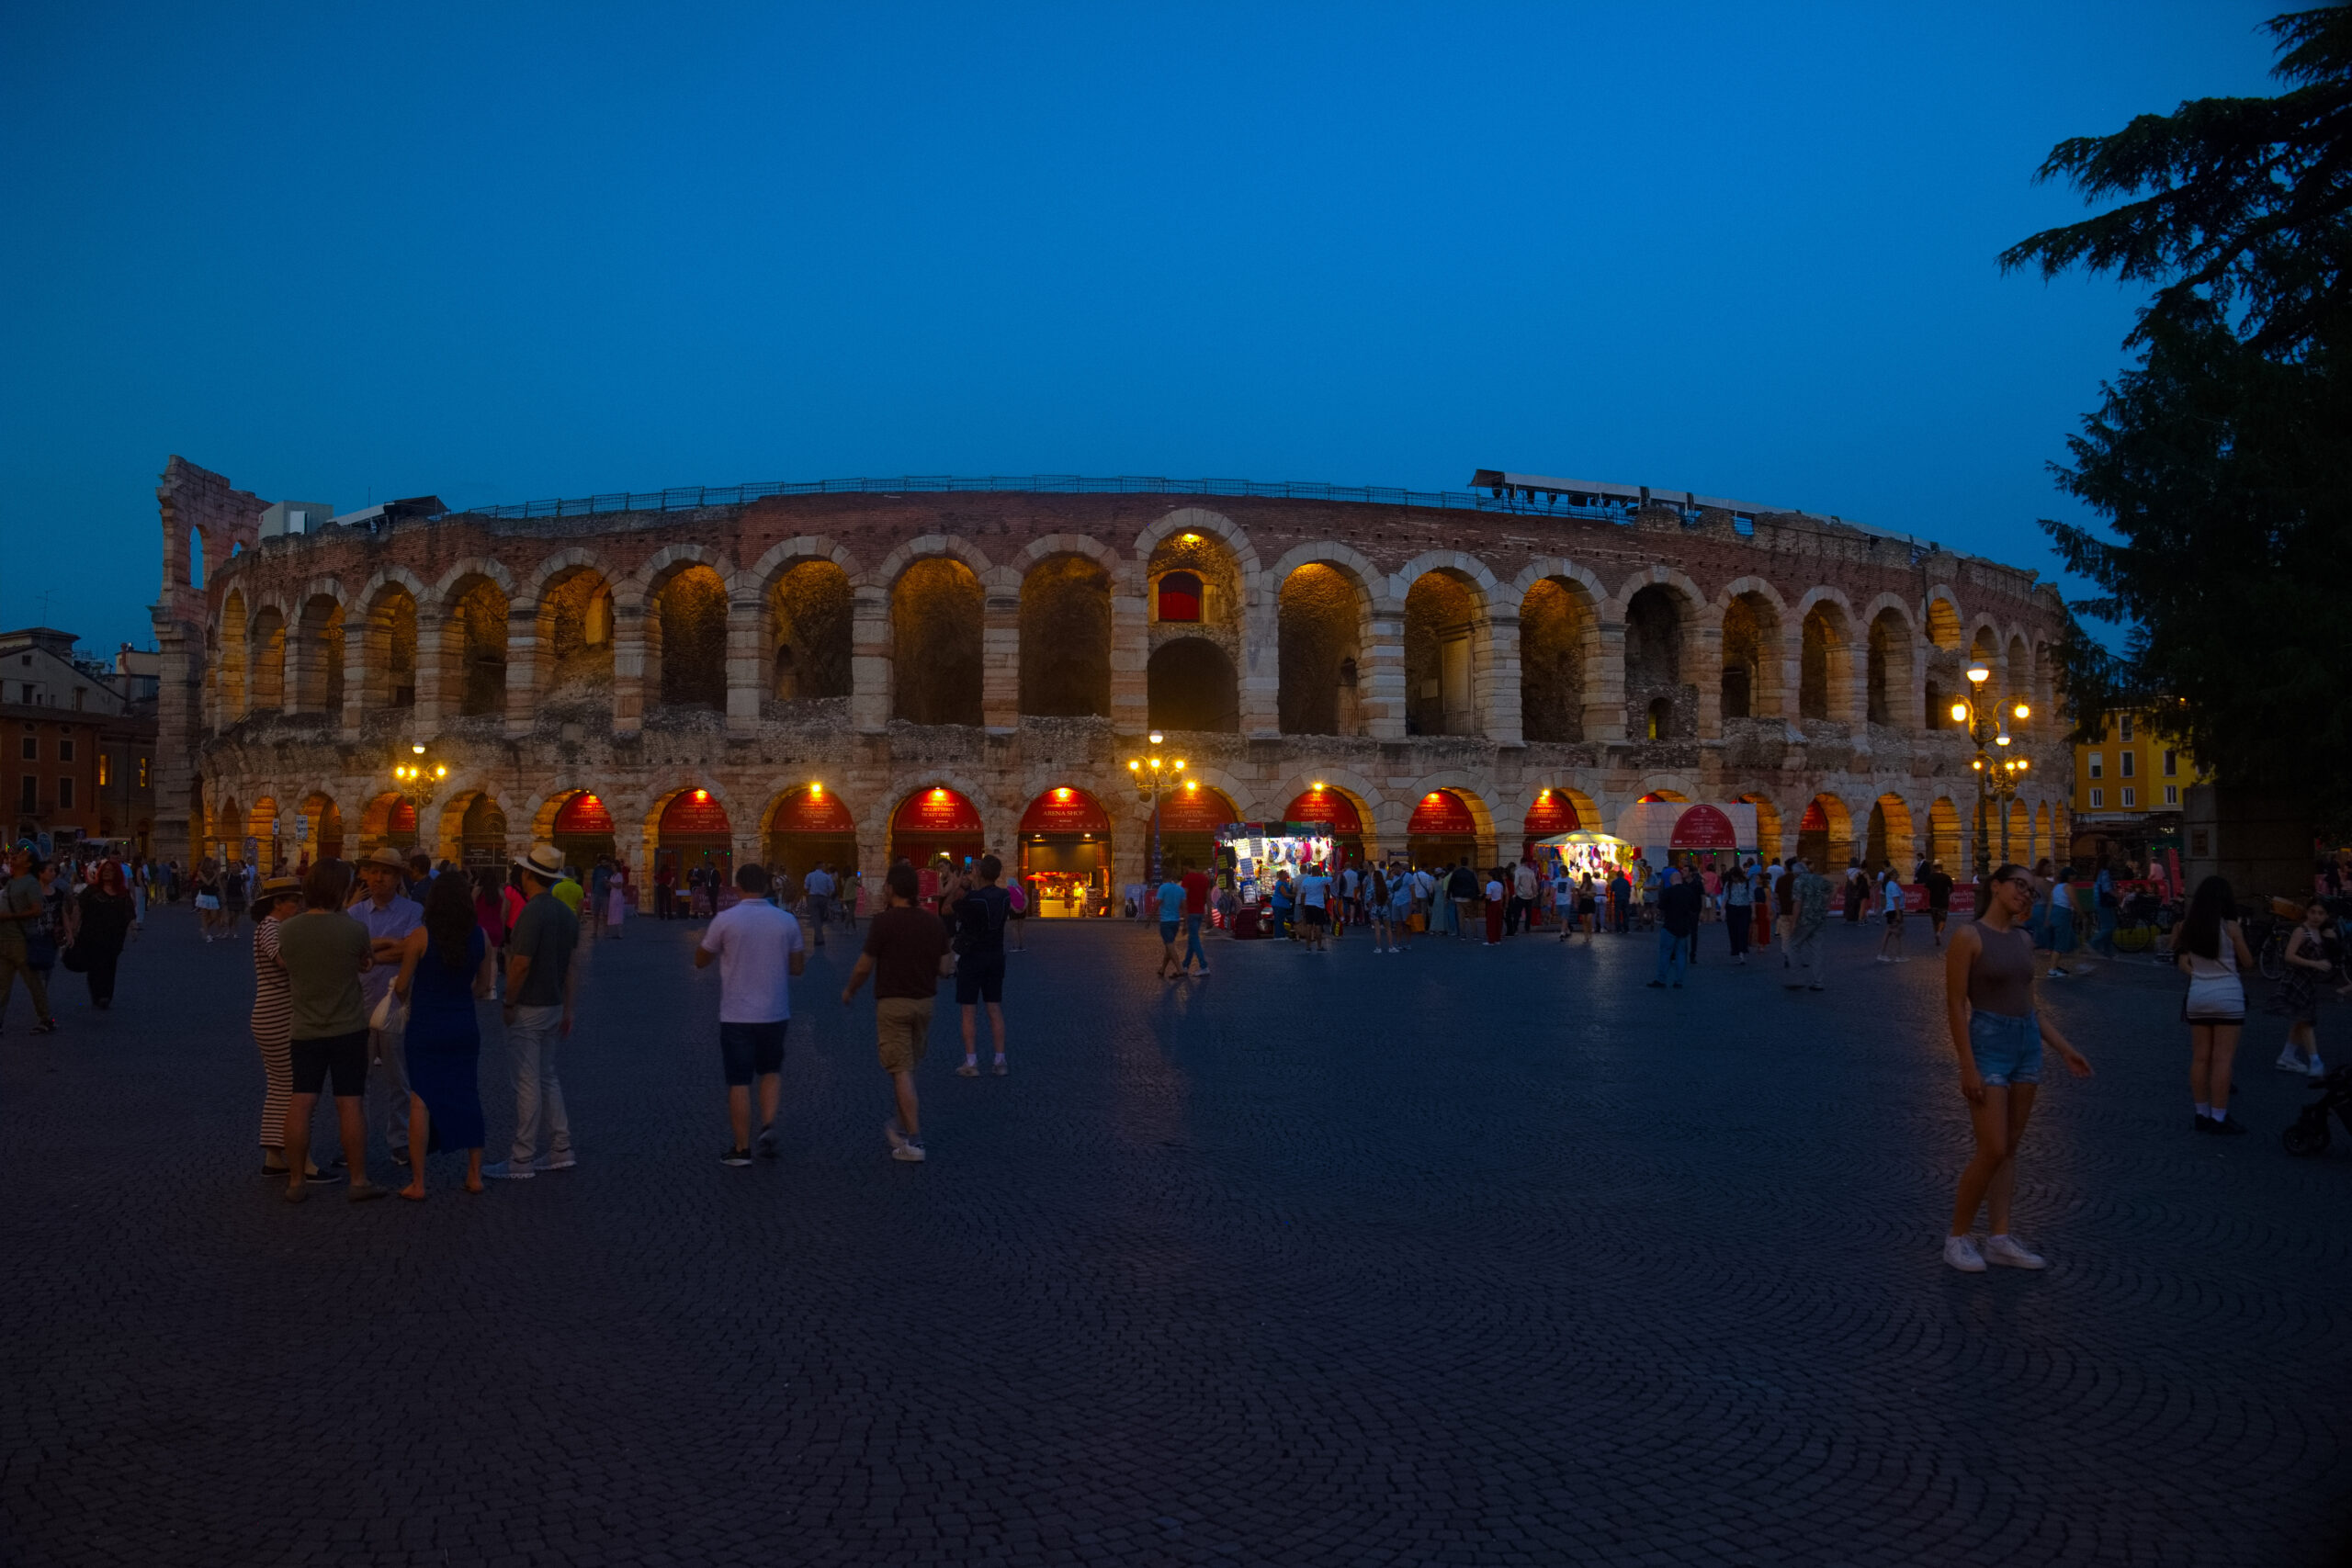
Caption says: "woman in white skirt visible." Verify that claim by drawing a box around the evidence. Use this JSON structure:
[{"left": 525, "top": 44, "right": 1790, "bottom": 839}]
[
  {"left": 605, "top": 863, "right": 628, "bottom": 939},
  {"left": 2177, "top": 875, "right": 2256, "bottom": 1134}
]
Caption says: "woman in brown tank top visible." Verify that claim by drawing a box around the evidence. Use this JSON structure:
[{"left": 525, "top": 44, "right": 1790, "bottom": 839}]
[{"left": 1941, "top": 863, "right": 2094, "bottom": 1273}]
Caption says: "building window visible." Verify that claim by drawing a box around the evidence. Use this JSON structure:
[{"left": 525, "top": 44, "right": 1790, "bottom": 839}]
[
  {"left": 2165, "top": 784, "right": 2179, "bottom": 806},
  {"left": 18, "top": 736, "right": 34, "bottom": 761},
  {"left": 97, "top": 753, "right": 108, "bottom": 787},
  {"left": 2120, "top": 786, "right": 2135, "bottom": 807},
  {"left": 2086, "top": 752, "right": 2103, "bottom": 779},
  {"left": 1155, "top": 571, "right": 1203, "bottom": 623},
  {"left": 57, "top": 739, "right": 74, "bottom": 764},
  {"left": 138, "top": 756, "right": 149, "bottom": 788},
  {"left": 56, "top": 776, "right": 73, "bottom": 809},
  {"left": 2120, "top": 750, "right": 2133, "bottom": 778},
  {"left": 2163, "top": 749, "right": 2178, "bottom": 777},
  {"left": 2089, "top": 787, "right": 2104, "bottom": 808},
  {"left": 2120, "top": 715, "right": 2134, "bottom": 742},
  {"left": 17, "top": 777, "right": 32, "bottom": 812}
]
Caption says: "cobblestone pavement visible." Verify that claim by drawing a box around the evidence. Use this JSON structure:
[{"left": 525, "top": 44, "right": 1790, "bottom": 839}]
[{"left": 4, "top": 905, "right": 2349, "bottom": 1568}]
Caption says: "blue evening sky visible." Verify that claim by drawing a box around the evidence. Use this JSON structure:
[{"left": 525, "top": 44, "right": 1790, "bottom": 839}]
[{"left": 1, "top": 2, "right": 2285, "bottom": 657}]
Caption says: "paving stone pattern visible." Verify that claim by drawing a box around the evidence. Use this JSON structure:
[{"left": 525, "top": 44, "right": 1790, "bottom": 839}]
[{"left": 4, "top": 908, "right": 2349, "bottom": 1567}]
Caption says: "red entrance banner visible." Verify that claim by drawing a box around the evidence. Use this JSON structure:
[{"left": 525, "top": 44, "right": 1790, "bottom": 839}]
[
  {"left": 660, "top": 789, "right": 731, "bottom": 835},
  {"left": 1285, "top": 789, "right": 1363, "bottom": 834},
  {"left": 387, "top": 800, "right": 417, "bottom": 833},
  {"left": 1157, "top": 785, "right": 1238, "bottom": 832},
  {"left": 1669, "top": 804, "right": 1738, "bottom": 850},
  {"left": 552, "top": 792, "right": 613, "bottom": 834},
  {"left": 893, "top": 786, "right": 983, "bottom": 835},
  {"left": 1523, "top": 790, "right": 1580, "bottom": 835},
  {"left": 1019, "top": 786, "right": 1112, "bottom": 835},
  {"left": 1801, "top": 799, "right": 1828, "bottom": 831},
  {"left": 1408, "top": 790, "right": 1476, "bottom": 835},
  {"left": 771, "top": 788, "right": 854, "bottom": 834}
]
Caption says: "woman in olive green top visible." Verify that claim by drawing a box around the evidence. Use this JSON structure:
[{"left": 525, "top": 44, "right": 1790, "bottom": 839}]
[{"left": 275, "top": 860, "right": 386, "bottom": 1203}]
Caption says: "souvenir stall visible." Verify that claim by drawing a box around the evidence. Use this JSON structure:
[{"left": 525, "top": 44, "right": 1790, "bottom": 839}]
[
  {"left": 1283, "top": 787, "right": 1365, "bottom": 870},
  {"left": 1216, "top": 821, "right": 1338, "bottom": 938},
  {"left": 1018, "top": 785, "right": 1113, "bottom": 918},
  {"left": 1532, "top": 830, "right": 1634, "bottom": 888}
]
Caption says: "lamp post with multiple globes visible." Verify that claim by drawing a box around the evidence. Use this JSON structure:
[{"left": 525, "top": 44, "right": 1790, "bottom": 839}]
[
  {"left": 1125, "top": 731, "right": 1192, "bottom": 888},
  {"left": 1949, "top": 662, "right": 2030, "bottom": 874},
  {"left": 390, "top": 741, "right": 448, "bottom": 857}
]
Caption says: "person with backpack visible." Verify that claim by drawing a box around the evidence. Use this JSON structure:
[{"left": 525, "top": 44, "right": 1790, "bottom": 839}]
[{"left": 952, "top": 854, "right": 1012, "bottom": 1076}]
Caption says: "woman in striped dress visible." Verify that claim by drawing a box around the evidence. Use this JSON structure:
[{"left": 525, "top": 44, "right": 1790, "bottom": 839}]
[{"left": 253, "top": 875, "right": 327, "bottom": 1182}]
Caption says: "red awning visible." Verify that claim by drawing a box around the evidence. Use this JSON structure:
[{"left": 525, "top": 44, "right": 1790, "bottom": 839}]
[
  {"left": 552, "top": 792, "right": 613, "bottom": 834},
  {"left": 1285, "top": 789, "right": 1363, "bottom": 834},
  {"left": 1408, "top": 790, "right": 1476, "bottom": 835},
  {"left": 1523, "top": 791, "right": 1580, "bottom": 835},
  {"left": 1019, "top": 786, "right": 1113, "bottom": 835},
  {"left": 893, "top": 787, "right": 983, "bottom": 836}
]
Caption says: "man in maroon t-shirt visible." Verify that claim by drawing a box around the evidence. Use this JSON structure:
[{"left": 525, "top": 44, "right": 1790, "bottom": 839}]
[{"left": 1177, "top": 859, "right": 1214, "bottom": 976}]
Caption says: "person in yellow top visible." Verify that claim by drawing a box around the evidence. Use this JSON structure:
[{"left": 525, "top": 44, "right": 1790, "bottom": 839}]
[{"left": 549, "top": 869, "right": 585, "bottom": 918}]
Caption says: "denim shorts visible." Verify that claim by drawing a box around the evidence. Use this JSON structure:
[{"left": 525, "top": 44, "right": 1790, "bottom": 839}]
[
  {"left": 718, "top": 1020, "right": 787, "bottom": 1086},
  {"left": 1970, "top": 1009, "right": 2042, "bottom": 1088}
]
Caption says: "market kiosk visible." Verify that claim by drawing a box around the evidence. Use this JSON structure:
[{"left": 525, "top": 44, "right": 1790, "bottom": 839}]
[
  {"left": 1283, "top": 787, "right": 1364, "bottom": 868},
  {"left": 1532, "top": 830, "right": 1635, "bottom": 887},
  {"left": 1019, "top": 785, "right": 1113, "bottom": 918},
  {"left": 1216, "top": 820, "right": 1339, "bottom": 937}
]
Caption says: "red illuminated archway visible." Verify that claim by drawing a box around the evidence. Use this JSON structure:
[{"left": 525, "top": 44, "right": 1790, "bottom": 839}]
[
  {"left": 892, "top": 785, "right": 986, "bottom": 877},
  {"left": 1408, "top": 789, "right": 1480, "bottom": 869},
  {"left": 764, "top": 784, "right": 858, "bottom": 885},
  {"left": 1019, "top": 786, "right": 1114, "bottom": 916},
  {"left": 1284, "top": 786, "right": 1365, "bottom": 869},
  {"left": 548, "top": 790, "right": 617, "bottom": 878}
]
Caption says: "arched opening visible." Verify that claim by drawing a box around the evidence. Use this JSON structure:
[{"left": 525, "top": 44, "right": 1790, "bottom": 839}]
[
  {"left": 213, "top": 795, "right": 243, "bottom": 866},
  {"left": 216, "top": 592, "right": 248, "bottom": 719},
  {"left": 458, "top": 793, "right": 507, "bottom": 869},
  {"left": 1154, "top": 570, "right": 1203, "bottom": 623},
  {"left": 1519, "top": 578, "right": 1591, "bottom": 742},
  {"left": 1929, "top": 798, "right": 1962, "bottom": 870},
  {"left": 1403, "top": 571, "right": 1480, "bottom": 738},
  {"left": 294, "top": 595, "right": 345, "bottom": 715},
  {"left": 187, "top": 527, "right": 206, "bottom": 589},
  {"left": 1736, "top": 793, "right": 1783, "bottom": 863},
  {"left": 1277, "top": 564, "right": 1363, "bottom": 737},
  {"left": 540, "top": 567, "right": 616, "bottom": 698},
  {"left": 1926, "top": 598, "right": 1962, "bottom": 650},
  {"left": 763, "top": 784, "right": 857, "bottom": 885},
  {"left": 248, "top": 608, "right": 285, "bottom": 713},
  {"left": 361, "top": 793, "right": 418, "bottom": 854},
  {"left": 548, "top": 790, "right": 616, "bottom": 872},
  {"left": 447, "top": 577, "right": 509, "bottom": 717},
  {"left": 650, "top": 564, "right": 729, "bottom": 712},
  {"left": 655, "top": 787, "right": 733, "bottom": 887},
  {"left": 300, "top": 792, "right": 343, "bottom": 864},
  {"left": 1147, "top": 638, "right": 1239, "bottom": 733},
  {"left": 1970, "top": 628, "right": 2003, "bottom": 698},
  {"left": 1018, "top": 785, "right": 1114, "bottom": 917},
  {"left": 1146, "top": 781, "right": 1233, "bottom": 889},
  {"left": 768, "top": 559, "right": 853, "bottom": 704},
  {"left": 1925, "top": 676, "right": 1951, "bottom": 730},
  {"left": 247, "top": 797, "right": 283, "bottom": 874},
  {"left": 363, "top": 586, "right": 417, "bottom": 709},
  {"left": 1522, "top": 786, "right": 1591, "bottom": 860},
  {"left": 1407, "top": 788, "right": 1481, "bottom": 870},
  {"left": 1286, "top": 786, "right": 1367, "bottom": 871},
  {"left": 892, "top": 559, "right": 985, "bottom": 726},
  {"left": 1800, "top": 603, "right": 1853, "bottom": 723},
  {"left": 1720, "top": 592, "right": 1779, "bottom": 720},
  {"left": 1019, "top": 555, "right": 1112, "bottom": 718},
  {"left": 1867, "top": 610, "right": 1912, "bottom": 728},
  {"left": 1623, "top": 585, "right": 1686, "bottom": 739},
  {"left": 1798, "top": 794, "right": 1852, "bottom": 870},
  {"left": 1865, "top": 795, "right": 1914, "bottom": 874},
  {"left": 890, "top": 785, "right": 984, "bottom": 874}
]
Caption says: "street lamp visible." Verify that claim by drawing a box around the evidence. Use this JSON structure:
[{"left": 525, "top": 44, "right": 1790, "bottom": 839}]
[
  {"left": 390, "top": 739, "right": 449, "bottom": 854},
  {"left": 1954, "top": 672, "right": 2029, "bottom": 872},
  {"left": 1125, "top": 730, "right": 1188, "bottom": 886}
]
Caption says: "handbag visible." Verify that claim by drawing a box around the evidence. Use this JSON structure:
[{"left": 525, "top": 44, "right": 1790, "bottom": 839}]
[
  {"left": 369, "top": 985, "right": 408, "bottom": 1036},
  {"left": 61, "top": 942, "right": 87, "bottom": 973}
]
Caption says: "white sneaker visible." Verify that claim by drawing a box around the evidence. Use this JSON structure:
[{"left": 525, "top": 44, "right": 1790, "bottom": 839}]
[
  {"left": 1943, "top": 1235, "right": 1986, "bottom": 1272},
  {"left": 2278, "top": 1050, "right": 2310, "bottom": 1072},
  {"left": 536, "top": 1153, "right": 577, "bottom": 1171},
  {"left": 891, "top": 1141, "right": 926, "bottom": 1163},
  {"left": 1875, "top": 954, "right": 1892, "bottom": 964},
  {"left": 883, "top": 1121, "right": 909, "bottom": 1154},
  {"left": 1983, "top": 1234, "right": 2046, "bottom": 1269}
]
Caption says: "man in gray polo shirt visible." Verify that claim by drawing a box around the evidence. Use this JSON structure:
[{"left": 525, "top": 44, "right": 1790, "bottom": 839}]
[
  {"left": 349, "top": 847, "right": 422, "bottom": 1161},
  {"left": 486, "top": 843, "right": 580, "bottom": 1179}
]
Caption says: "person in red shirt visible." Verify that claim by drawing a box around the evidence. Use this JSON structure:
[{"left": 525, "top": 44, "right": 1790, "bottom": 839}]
[{"left": 1178, "top": 859, "right": 1214, "bottom": 976}]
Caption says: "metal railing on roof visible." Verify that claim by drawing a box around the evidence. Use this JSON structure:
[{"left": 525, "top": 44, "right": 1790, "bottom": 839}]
[{"left": 443, "top": 473, "right": 1688, "bottom": 525}]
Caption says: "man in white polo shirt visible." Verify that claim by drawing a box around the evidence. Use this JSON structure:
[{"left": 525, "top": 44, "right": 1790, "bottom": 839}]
[{"left": 695, "top": 863, "right": 807, "bottom": 1166}]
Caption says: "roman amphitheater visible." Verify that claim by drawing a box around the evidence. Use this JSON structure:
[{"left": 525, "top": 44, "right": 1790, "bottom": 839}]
[{"left": 153, "top": 457, "right": 2074, "bottom": 899}]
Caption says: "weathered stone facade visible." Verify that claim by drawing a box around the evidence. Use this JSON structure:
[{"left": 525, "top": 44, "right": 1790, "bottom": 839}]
[{"left": 153, "top": 457, "right": 2074, "bottom": 891}]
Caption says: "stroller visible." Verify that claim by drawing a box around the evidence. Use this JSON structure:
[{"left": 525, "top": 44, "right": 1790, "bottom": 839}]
[{"left": 2282, "top": 1065, "right": 2352, "bottom": 1157}]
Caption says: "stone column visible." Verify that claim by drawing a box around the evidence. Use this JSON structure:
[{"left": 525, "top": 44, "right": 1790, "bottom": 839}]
[
  {"left": 149, "top": 614, "right": 198, "bottom": 865},
  {"left": 340, "top": 623, "right": 368, "bottom": 743},
  {"left": 1238, "top": 584, "right": 1281, "bottom": 738},
  {"left": 1362, "top": 607, "right": 1407, "bottom": 741},
  {"left": 504, "top": 606, "right": 539, "bottom": 740},
  {"left": 1481, "top": 612, "right": 1522, "bottom": 747},
  {"left": 1109, "top": 581, "right": 1148, "bottom": 735},
  {"left": 412, "top": 612, "right": 447, "bottom": 732},
  {"left": 851, "top": 585, "right": 891, "bottom": 733},
  {"left": 1770, "top": 620, "right": 1803, "bottom": 735},
  {"left": 982, "top": 590, "right": 1020, "bottom": 733},
  {"left": 612, "top": 603, "right": 647, "bottom": 737},
  {"left": 726, "top": 596, "right": 764, "bottom": 736},
  {"left": 1691, "top": 621, "right": 1724, "bottom": 740},
  {"left": 1585, "top": 619, "right": 1628, "bottom": 743}
]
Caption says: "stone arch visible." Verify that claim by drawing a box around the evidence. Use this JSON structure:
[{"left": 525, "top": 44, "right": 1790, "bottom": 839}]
[
  {"left": 1147, "top": 637, "right": 1239, "bottom": 733},
  {"left": 1797, "top": 792, "right": 1854, "bottom": 870},
  {"left": 1930, "top": 797, "right": 1963, "bottom": 869},
  {"left": 1019, "top": 551, "right": 1113, "bottom": 718},
  {"left": 531, "top": 551, "right": 617, "bottom": 705},
  {"left": 1133, "top": 507, "right": 1261, "bottom": 581},
  {"left": 216, "top": 589, "right": 249, "bottom": 720},
  {"left": 868, "top": 773, "right": 998, "bottom": 865},
  {"left": 892, "top": 557, "right": 986, "bottom": 726},
  {"left": 1616, "top": 573, "right": 1702, "bottom": 740},
  {"left": 1715, "top": 578, "right": 1789, "bottom": 721},
  {"left": 1259, "top": 766, "right": 1387, "bottom": 852},
  {"left": 1735, "top": 792, "right": 1785, "bottom": 863},
  {"left": 438, "top": 569, "right": 511, "bottom": 718},
  {"left": 354, "top": 570, "right": 426, "bottom": 713},
  {"left": 290, "top": 581, "right": 346, "bottom": 716},
  {"left": 615, "top": 543, "right": 741, "bottom": 610},
  {"left": 1398, "top": 776, "right": 1498, "bottom": 866},
  {"left": 864, "top": 536, "right": 997, "bottom": 595},
  {"left": 1276, "top": 555, "right": 1376, "bottom": 737},
  {"left": 1923, "top": 591, "right": 1963, "bottom": 650},
  {"left": 1864, "top": 600, "right": 1917, "bottom": 729},
  {"left": 766, "top": 558, "right": 854, "bottom": 704},
  {"left": 1795, "top": 589, "right": 1860, "bottom": 725},
  {"left": 1864, "top": 793, "right": 1916, "bottom": 874},
  {"left": 1519, "top": 572, "right": 1602, "bottom": 741},
  {"left": 247, "top": 602, "right": 287, "bottom": 714},
  {"left": 645, "top": 558, "right": 730, "bottom": 712},
  {"left": 428, "top": 555, "right": 518, "bottom": 606},
  {"left": 1400, "top": 562, "right": 1489, "bottom": 738}
]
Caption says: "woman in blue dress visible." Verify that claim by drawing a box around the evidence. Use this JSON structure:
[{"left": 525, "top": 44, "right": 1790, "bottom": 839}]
[{"left": 390, "top": 872, "right": 492, "bottom": 1198}]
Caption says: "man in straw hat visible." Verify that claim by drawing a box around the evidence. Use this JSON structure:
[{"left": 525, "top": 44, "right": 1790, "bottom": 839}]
[
  {"left": 352, "top": 846, "right": 423, "bottom": 1163},
  {"left": 485, "top": 843, "right": 580, "bottom": 1179}
]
